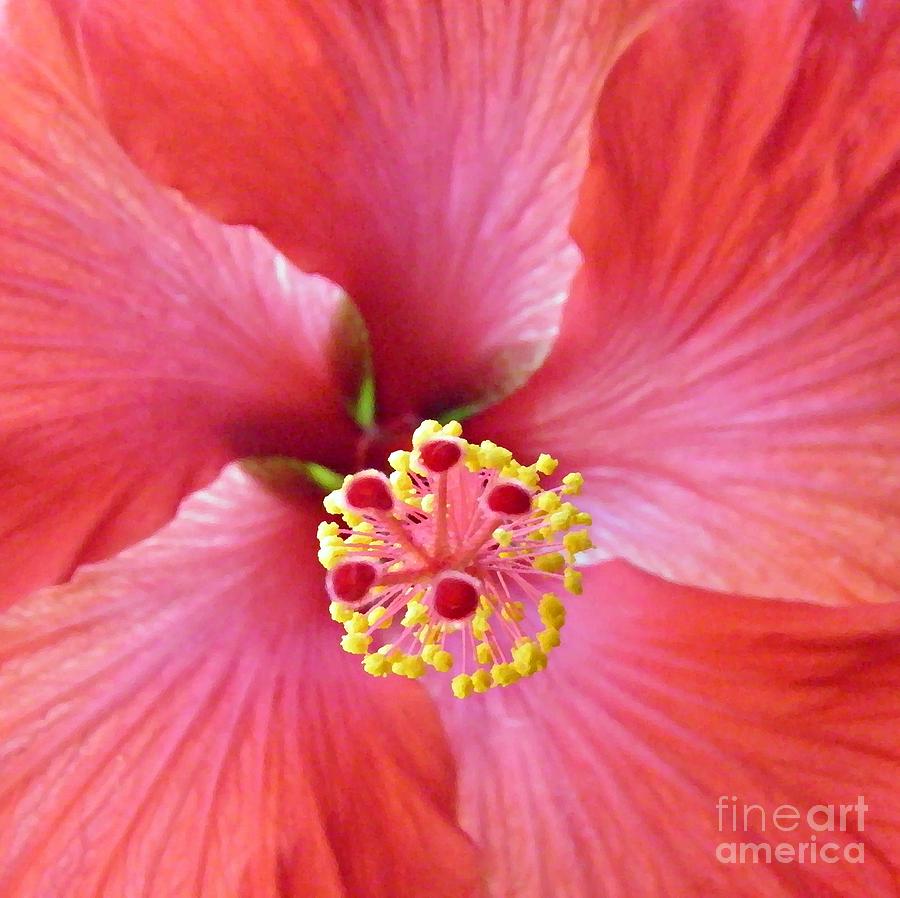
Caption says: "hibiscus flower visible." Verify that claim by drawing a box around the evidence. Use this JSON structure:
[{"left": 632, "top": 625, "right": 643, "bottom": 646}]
[{"left": 1, "top": 0, "right": 898, "bottom": 896}]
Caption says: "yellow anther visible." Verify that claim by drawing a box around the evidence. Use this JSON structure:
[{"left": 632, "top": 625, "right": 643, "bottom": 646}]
[
  {"left": 512, "top": 640, "right": 546, "bottom": 676},
  {"left": 480, "top": 441, "right": 513, "bottom": 470},
  {"left": 451, "top": 674, "right": 474, "bottom": 699},
  {"left": 341, "top": 633, "right": 372, "bottom": 655},
  {"left": 538, "top": 628, "right": 561, "bottom": 652},
  {"left": 362, "top": 653, "right": 391, "bottom": 676},
  {"left": 367, "top": 606, "right": 392, "bottom": 629},
  {"left": 535, "top": 453, "right": 559, "bottom": 475},
  {"left": 317, "top": 521, "right": 340, "bottom": 539},
  {"left": 346, "top": 532, "right": 373, "bottom": 546},
  {"left": 472, "top": 669, "right": 493, "bottom": 693},
  {"left": 388, "top": 450, "right": 411, "bottom": 472},
  {"left": 344, "top": 612, "right": 370, "bottom": 635},
  {"left": 389, "top": 470, "right": 414, "bottom": 495},
  {"left": 400, "top": 655, "right": 426, "bottom": 679},
  {"left": 412, "top": 419, "right": 442, "bottom": 448},
  {"left": 329, "top": 601, "right": 354, "bottom": 623},
  {"left": 500, "top": 601, "right": 525, "bottom": 623},
  {"left": 533, "top": 552, "right": 565, "bottom": 574},
  {"left": 574, "top": 511, "right": 593, "bottom": 526},
  {"left": 564, "top": 568, "right": 583, "bottom": 595},
  {"left": 562, "top": 472, "right": 584, "bottom": 495},
  {"left": 548, "top": 503, "right": 578, "bottom": 532},
  {"left": 323, "top": 490, "right": 344, "bottom": 515},
  {"left": 563, "top": 531, "right": 593, "bottom": 558},
  {"left": 539, "top": 593, "right": 564, "bottom": 614},
  {"left": 464, "top": 442, "right": 483, "bottom": 471},
  {"left": 401, "top": 601, "right": 429, "bottom": 628},
  {"left": 432, "top": 650, "right": 454, "bottom": 672},
  {"left": 420, "top": 493, "right": 435, "bottom": 513},
  {"left": 421, "top": 644, "right": 438, "bottom": 664},
  {"left": 491, "top": 663, "right": 521, "bottom": 687},
  {"left": 472, "top": 615, "right": 490, "bottom": 640},
  {"left": 538, "top": 594, "right": 566, "bottom": 629},
  {"left": 475, "top": 642, "right": 494, "bottom": 664},
  {"left": 535, "top": 491, "right": 561, "bottom": 513},
  {"left": 317, "top": 544, "right": 347, "bottom": 570},
  {"left": 389, "top": 654, "right": 408, "bottom": 674},
  {"left": 417, "top": 624, "right": 439, "bottom": 645},
  {"left": 504, "top": 462, "right": 539, "bottom": 488},
  {"left": 441, "top": 420, "right": 463, "bottom": 437},
  {"left": 492, "top": 527, "right": 513, "bottom": 548}
]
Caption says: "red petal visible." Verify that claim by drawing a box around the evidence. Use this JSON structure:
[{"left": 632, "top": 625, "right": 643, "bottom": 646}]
[
  {"left": 473, "top": 1, "right": 900, "bottom": 603},
  {"left": 48, "top": 0, "right": 672, "bottom": 416},
  {"left": 0, "top": 18, "right": 361, "bottom": 603},
  {"left": 436, "top": 561, "right": 900, "bottom": 897},
  {"left": 0, "top": 466, "right": 480, "bottom": 898}
]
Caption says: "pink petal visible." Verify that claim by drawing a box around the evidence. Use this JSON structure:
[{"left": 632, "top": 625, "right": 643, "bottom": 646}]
[
  {"left": 48, "top": 0, "right": 671, "bottom": 416},
  {"left": 0, "top": 17, "right": 362, "bottom": 603},
  {"left": 472, "top": 1, "right": 900, "bottom": 604},
  {"left": 0, "top": 465, "right": 481, "bottom": 898},
  {"left": 436, "top": 561, "right": 900, "bottom": 897}
]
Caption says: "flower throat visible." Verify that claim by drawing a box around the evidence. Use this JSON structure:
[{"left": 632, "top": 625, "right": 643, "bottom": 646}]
[{"left": 317, "top": 420, "right": 591, "bottom": 698}]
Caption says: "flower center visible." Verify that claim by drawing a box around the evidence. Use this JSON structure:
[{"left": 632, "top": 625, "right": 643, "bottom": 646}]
[{"left": 317, "top": 419, "right": 592, "bottom": 698}]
